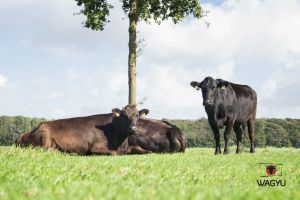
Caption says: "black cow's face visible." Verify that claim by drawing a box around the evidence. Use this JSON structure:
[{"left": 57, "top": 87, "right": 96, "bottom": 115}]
[
  {"left": 191, "top": 77, "right": 217, "bottom": 106},
  {"left": 112, "top": 105, "right": 149, "bottom": 134},
  {"left": 191, "top": 77, "right": 228, "bottom": 106}
]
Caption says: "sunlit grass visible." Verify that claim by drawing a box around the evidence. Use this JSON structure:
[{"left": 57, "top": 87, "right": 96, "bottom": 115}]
[{"left": 0, "top": 147, "right": 299, "bottom": 200}]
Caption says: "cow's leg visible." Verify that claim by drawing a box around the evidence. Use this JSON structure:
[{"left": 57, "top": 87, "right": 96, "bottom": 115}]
[
  {"left": 223, "top": 121, "right": 234, "bottom": 155},
  {"left": 233, "top": 124, "right": 242, "bottom": 154},
  {"left": 247, "top": 119, "right": 255, "bottom": 153},
  {"left": 168, "top": 133, "right": 182, "bottom": 152},
  {"left": 208, "top": 119, "right": 221, "bottom": 154},
  {"left": 214, "top": 131, "right": 221, "bottom": 155},
  {"left": 41, "top": 136, "right": 56, "bottom": 151},
  {"left": 89, "top": 144, "right": 117, "bottom": 156},
  {"left": 90, "top": 148, "right": 118, "bottom": 156},
  {"left": 37, "top": 128, "right": 55, "bottom": 151},
  {"left": 127, "top": 146, "right": 152, "bottom": 154},
  {"left": 209, "top": 124, "right": 221, "bottom": 155}
]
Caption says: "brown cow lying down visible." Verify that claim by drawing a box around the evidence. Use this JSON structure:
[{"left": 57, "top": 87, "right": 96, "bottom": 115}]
[
  {"left": 113, "top": 106, "right": 187, "bottom": 154},
  {"left": 15, "top": 105, "right": 186, "bottom": 155},
  {"left": 15, "top": 105, "right": 149, "bottom": 155},
  {"left": 123, "top": 119, "right": 186, "bottom": 154}
]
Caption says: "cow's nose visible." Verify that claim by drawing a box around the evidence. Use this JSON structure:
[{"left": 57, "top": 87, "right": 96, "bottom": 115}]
[{"left": 129, "top": 126, "right": 137, "bottom": 133}]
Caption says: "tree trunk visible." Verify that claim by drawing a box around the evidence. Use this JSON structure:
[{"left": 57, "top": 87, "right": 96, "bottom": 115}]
[{"left": 128, "top": 0, "right": 138, "bottom": 105}]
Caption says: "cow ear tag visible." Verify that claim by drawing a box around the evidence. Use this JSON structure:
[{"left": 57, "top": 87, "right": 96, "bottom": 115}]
[
  {"left": 115, "top": 113, "right": 120, "bottom": 117},
  {"left": 140, "top": 113, "right": 146, "bottom": 117},
  {"left": 221, "top": 85, "right": 226, "bottom": 90}
]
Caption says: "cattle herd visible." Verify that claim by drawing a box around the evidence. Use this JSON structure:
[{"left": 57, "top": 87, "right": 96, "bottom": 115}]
[{"left": 15, "top": 76, "right": 257, "bottom": 155}]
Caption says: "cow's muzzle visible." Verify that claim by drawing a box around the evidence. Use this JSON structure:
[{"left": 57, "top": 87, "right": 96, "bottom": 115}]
[
  {"left": 203, "top": 99, "right": 212, "bottom": 106},
  {"left": 129, "top": 125, "right": 137, "bottom": 134}
]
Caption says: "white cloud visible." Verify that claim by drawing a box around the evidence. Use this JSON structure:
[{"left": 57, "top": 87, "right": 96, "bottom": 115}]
[
  {"left": 259, "top": 66, "right": 300, "bottom": 118},
  {"left": 0, "top": 74, "right": 8, "bottom": 87},
  {"left": 1, "top": 0, "right": 300, "bottom": 119},
  {"left": 262, "top": 80, "right": 277, "bottom": 98},
  {"left": 50, "top": 108, "right": 66, "bottom": 119},
  {"left": 137, "top": 0, "right": 300, "bottom": 118}
]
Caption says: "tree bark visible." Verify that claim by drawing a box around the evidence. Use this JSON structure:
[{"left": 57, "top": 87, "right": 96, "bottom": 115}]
[{"left": 128, "top": 0, "right": 137, "bottom": 105}]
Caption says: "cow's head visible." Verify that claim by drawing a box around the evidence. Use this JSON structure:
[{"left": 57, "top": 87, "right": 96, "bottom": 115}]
[
  {"left": 190, "top": 76, "right": 229, "bottom": 106},
  {"left": 112, "top": 105, "right": 149, "bottom": 134}
]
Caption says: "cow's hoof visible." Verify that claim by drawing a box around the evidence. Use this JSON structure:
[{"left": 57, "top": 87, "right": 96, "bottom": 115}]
[
  {"left": 250, "top": 149, "right": 255, "bottom": 153},
  {"left": 214, "top": 150, "right": 221, "bottom": 155},
  {"left": 236, "top": 149, "right": 242, "bottom": 154},
  {"left": 223, "top": 150, "right": 230, "bottom": 155}
]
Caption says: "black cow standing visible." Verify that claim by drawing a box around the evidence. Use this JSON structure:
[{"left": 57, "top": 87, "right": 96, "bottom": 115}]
[{"left": 190, "top": 76, "right": 257, "bottom": 154}]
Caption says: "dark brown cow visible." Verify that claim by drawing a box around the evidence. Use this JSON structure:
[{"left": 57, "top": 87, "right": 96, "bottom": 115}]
[
  {"left": 105, "top": 105, "right": 187, "bottom": 154},
  {"left": 126, "top": 119, "right": 186, "bottom": 153},
  {"left": 15, "top": 105, "right": 149, "bottom": 155}
]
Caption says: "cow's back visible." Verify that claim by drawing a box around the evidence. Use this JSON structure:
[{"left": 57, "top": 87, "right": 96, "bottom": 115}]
[
  {"left": 230, "top": 83, "right": 257, "bottom": 123},
  {"left": 16, "top": 113, "right": 115, "bottom": 154},
  {"left": 129, "top": 118, "right": 186, "bottom": 153}
]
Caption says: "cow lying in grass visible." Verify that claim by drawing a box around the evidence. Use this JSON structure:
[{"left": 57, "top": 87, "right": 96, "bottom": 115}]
[
  {"left": 124, "top": 118, "right": 186, "bottom": 154},
  {"left": 15, "top": 105, "right": 186, "bottom": 155}
]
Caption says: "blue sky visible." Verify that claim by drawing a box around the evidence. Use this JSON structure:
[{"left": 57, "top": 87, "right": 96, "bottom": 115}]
[
  {"left": 200, "top": 0, "right": 223, "bottom": 5},
  {"left": 1, "top": 0, "right": 300, "bottom": 119}
]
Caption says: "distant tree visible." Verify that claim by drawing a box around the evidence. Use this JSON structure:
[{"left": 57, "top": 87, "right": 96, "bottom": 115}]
[
  {"left": 0, "top": 116, "right": 46, "bottom": 146},
  {"left": 73, "top": 0, "right": 206, "bottom": 104},
  {"left": 253, "top": 119, "right": 267, "bottom": 147},
  {"left": 265, "top": 122, "right": 291, "bottom": 147},
  {"left": 274, "top": 118, "right": 300, "bottom": 148}
]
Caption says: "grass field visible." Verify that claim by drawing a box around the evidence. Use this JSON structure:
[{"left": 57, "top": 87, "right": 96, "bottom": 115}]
[{"left": 0, "top": 147, "right": 299, "bottom": 200}]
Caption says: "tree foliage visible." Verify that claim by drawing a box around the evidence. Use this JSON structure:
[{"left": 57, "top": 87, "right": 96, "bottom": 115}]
[
  {"left": 0, "top": 116, "right": 46, "bottom": 146},
  {"left": 74, "top": 0, "right": 206, "bottom": 30},
  {"left": 121, "top": 0, "right": 205, "bottom": 23},
  {"left": 74, "top": 0, "right": 113, "bottom": 31}
]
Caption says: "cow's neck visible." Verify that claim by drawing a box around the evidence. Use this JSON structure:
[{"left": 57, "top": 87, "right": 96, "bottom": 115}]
[
  {"left": 111, "top": 118, "right": 130, "bottom": 147},
  {"left": 205, "top": 90, "right": 226, "bottom": 119}
]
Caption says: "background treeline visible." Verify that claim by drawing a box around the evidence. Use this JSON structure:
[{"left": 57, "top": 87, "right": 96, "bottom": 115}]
[
  {"left": 0, "top": 116, "right": 46, "bottom": 146},
  {"left": 0, "top": 116, "right": 299, "bottom": 148},
  {"left": 169, "top": 118, "right": 300, "bottom": 148}
]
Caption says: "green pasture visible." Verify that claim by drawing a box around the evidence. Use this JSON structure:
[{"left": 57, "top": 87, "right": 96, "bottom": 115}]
[{"left": 0, "top": 147, "right": 299, "bottom": 200}]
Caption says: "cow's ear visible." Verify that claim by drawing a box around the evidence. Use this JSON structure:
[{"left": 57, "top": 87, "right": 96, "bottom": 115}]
[
  {"left": 139, "top": 109, "right": 149, "bottom": 117},
  {"left": 216, "top": 79, "right": 229, "bottom": 90},
  {"left": 190, "top": 81, "right": 201, "bottom": 90},
  {"left": 112, "top": 108, "right": 121, "bottom": 117}
]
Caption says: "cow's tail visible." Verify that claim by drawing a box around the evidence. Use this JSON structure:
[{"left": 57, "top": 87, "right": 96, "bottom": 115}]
[
  {"left": 178, "top": 132, "right": 187, "bottom": 152},
  {"left": 162, "top": 120, "right": 186, "bottom": 152},
  {"left": 242, "top": 123, "right": 247, "bottom": 140}
]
